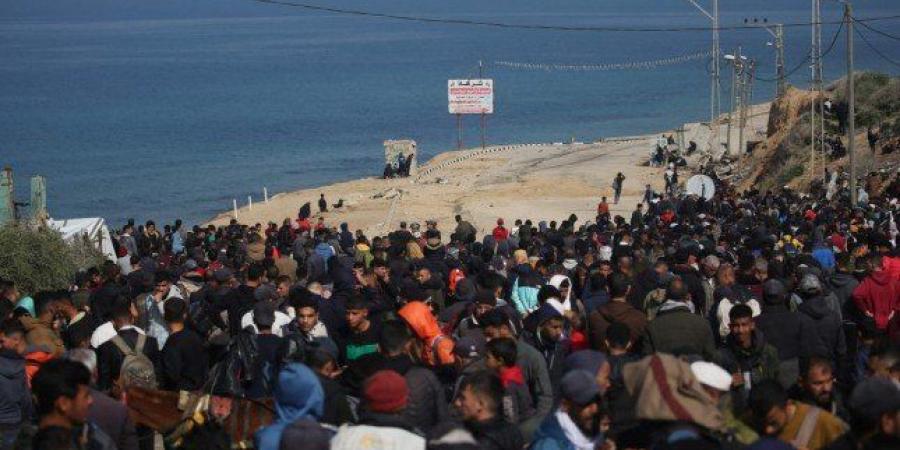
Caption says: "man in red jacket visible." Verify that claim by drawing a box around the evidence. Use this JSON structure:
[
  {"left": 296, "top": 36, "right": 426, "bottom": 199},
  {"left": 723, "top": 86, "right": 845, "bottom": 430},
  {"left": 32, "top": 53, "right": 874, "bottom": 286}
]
[{"left": 852, "top": 255, "right": 900, "bottom": 332}]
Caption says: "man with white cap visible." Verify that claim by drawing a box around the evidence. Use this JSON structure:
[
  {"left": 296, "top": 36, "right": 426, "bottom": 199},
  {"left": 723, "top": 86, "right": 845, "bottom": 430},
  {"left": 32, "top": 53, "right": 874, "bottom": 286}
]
[{"left": 691, "top": 361, "right": 759, "bottom": 445}]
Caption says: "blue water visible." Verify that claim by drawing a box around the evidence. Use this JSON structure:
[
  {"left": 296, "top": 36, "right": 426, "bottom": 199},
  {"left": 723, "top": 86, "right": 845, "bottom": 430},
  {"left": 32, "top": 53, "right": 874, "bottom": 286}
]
[{"left": 2, "top": 0, "right": 898, "bottom": 225}]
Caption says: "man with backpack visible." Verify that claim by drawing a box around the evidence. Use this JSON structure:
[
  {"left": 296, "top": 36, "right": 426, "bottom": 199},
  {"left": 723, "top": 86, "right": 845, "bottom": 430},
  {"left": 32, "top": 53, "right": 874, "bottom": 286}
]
[{"left": 96, "top": 298, "right": 160, "bottom": 393}]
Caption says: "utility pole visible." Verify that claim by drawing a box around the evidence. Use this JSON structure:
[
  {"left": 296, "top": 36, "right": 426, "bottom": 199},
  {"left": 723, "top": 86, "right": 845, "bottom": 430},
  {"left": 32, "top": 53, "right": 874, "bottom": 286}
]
[
  {"left": 738, "top": 58, "right": 753, "bottom": 155},
  {"left": 775, "top": 24, "right": 786, "bottom": 97},
  {"left": 725, "top": 47, "right": 746, "bottom": 156},
  {"left": 479, "top": 60, "right": 486, "bottom": 150},
  {"left": 846, "top": 2, "right": 856, "bottom": 205},
  {"left": 745, "top": 18, "right": 786, "bottom": 99},
  {"left": 810, "top": 0, "right": 826, "bottom": 184},
  {"left": 685, "top": 0, "right": 720, "bottom": 154}
]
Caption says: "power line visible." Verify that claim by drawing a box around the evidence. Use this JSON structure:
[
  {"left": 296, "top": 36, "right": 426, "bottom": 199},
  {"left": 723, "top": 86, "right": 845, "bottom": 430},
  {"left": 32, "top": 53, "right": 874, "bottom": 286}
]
[
  {"left": 853, "top": 24, "right": 900, "bottom": 69},
  {"left": 493, "top": 50, "right": 713, "bottom": 72},
  {"left": 853, "top": 17, "right": 900, "bottom": 41},
  {"left": 757, "top": 18, "right": 844, "bottom": 82},
  {"left": 253, "top": 0, "right": 900, "bottom": 33}
]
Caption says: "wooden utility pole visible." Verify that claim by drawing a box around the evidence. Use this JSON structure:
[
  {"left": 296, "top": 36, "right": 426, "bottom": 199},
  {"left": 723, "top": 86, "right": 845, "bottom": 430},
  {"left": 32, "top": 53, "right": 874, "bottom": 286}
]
[{"left": 846, "top": 2, "right": 857, "bottom": 205}]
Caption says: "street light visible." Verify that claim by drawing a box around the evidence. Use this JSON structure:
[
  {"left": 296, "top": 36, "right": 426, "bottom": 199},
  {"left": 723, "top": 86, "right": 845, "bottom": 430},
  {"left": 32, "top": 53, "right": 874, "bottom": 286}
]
[
  {"left": 684, "top": 0, "right": 721, "bottom": 125},
  {"left": 745, "top": 17, "right": 786, "bottom": 98}
]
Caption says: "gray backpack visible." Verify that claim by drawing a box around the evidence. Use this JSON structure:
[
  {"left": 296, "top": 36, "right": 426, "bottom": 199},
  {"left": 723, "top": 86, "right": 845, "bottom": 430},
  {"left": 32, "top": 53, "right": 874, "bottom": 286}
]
[{"left": 110, "top": 334, "right": 157, "bottom": 389}]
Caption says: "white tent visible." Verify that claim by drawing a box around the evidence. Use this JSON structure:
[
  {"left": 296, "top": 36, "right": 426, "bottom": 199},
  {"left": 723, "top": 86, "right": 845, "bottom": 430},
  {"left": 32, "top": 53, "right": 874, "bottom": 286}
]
[{"left": 47, "top": 217, "right": 116, "bottom": 261}]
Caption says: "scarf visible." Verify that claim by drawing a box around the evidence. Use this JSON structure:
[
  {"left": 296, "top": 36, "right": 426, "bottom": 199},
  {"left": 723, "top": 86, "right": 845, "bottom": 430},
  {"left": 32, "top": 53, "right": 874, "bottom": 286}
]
[{"left": 555, "top": 410, "right": 597, "bottom": 450}]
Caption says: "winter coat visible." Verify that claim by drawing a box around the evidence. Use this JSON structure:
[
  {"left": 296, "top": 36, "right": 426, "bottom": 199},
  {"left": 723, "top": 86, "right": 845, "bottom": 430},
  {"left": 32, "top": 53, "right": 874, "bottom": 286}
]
[
  {"left": 516, "top": 340, "right": 554, "bottom": 442},
  {"left": 498, "top": 365, "right": 535, "bottom": 426},
  {"left": 89, "top": 388, "right": 139, "bottom": 450},
  {"left": 588, "top": 301, "right": 647, "bottom": 350},
  {"left": 397, "top": 301, "right": 455, "bottom": 366},
  {"left": 0, "top": 349, "right": 31, "bottom": 426},
  {"left": 827, "top": 272, "right": 859, "bottom": 313},
  {"left": 530, "top": 411, "right": 585, "bottom": 450},
  {"left": 799, "top": 295, "right": 848, "bottom": 366},
  {"left": 642, "top": 301, "right": 717, "bottom": 362},
  {"left": 521, "top": 329, "right": 569, "bottom": 404},
  {"left": 464, "top": 416, "right": 524, "bottom": 450},
  {"left": 254, "top": 363, "right": 325, "bottom": 450},
  {"left": 671, "top": 264, "right": 709, "bottom": 314},
  {"left": 511, "top": 265, "right": 542, "bottom": 315},
  {"left": 852, "top": 270, "right": 900, "bottom": 330},
  {"left": 756, "top": 303, "right": 825, "bottom": 361},
  {"left": 369, "top": 354, "right": 448, "bottom": 434},
  {"left": 718, "top": 330, "right": 781, "bottom": 392},
  {"left": 19, "top": 316, "right": 65, "bottom": 356}
]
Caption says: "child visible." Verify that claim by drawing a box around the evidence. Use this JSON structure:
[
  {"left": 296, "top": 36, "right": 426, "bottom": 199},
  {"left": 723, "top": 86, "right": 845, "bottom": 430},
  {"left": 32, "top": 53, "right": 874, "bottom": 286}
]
[{"left": 485, "top": 337, "right": 534, "bottom": 426}]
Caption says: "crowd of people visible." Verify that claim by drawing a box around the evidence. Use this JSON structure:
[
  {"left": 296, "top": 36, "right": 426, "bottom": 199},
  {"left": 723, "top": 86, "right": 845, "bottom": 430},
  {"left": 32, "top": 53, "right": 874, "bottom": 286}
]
[{"left": 1, "top": 170, "right": 900, "bottom": 450}]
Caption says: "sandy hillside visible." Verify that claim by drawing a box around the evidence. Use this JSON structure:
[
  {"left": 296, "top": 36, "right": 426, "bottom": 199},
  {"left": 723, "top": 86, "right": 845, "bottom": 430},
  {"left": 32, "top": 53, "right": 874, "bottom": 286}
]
[{"left": 209, "top": 106, "right": 770, "bottom": 237}]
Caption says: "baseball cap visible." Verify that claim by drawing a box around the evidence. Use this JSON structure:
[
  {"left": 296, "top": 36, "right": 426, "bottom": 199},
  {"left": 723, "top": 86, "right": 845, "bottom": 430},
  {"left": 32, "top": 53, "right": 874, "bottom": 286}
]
[{"left": 453, "top": 336, "right": 484, "bottom": 359}]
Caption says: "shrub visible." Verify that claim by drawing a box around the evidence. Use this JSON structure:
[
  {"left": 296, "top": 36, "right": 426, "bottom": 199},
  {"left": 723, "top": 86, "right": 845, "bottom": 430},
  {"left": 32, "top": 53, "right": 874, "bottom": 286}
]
[{"left": 0, "top": 223, "right": 105, "bottom": 295}]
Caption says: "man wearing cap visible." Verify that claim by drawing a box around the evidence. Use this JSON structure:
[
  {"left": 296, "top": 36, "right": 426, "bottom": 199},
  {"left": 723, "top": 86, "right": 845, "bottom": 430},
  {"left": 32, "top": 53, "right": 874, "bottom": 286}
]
[
  {"left": 331, "top": 370, "right": 426, "bottom": 449},
  {"left": 454, "top": 290, "right": 499, "bottom": 341},
  {"left": 691, "top": 360, "right": 759, "bottom": 445},
  {"left": 454, "top": 371, "right": 524, "bottom": 450},
  {"left": 451, "top": 336, "right": 487, "bottom": 400},
  {"left": 243, "top": 302, "right": 284, "bottom": 399},
  {"left": 531, "top": 370, "right": 605, "bottom": 450}
]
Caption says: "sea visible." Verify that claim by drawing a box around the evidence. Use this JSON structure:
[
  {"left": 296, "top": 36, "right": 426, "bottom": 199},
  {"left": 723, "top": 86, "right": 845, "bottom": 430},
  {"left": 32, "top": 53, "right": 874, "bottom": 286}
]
[{"left": 2, "top": 0, "right": 898, "bottom": 226}]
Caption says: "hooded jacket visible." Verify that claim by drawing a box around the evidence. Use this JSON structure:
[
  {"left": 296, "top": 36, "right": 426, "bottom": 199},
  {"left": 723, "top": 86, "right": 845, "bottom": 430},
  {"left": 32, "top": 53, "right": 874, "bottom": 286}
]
[
  {"left": 799, "top": 295, "right": 847, "bottom": 364},
  {"left": 827, "top": 272, "right": 859, "bottom": 312},
  {"left": 510, "top": 264, "right": 542, "bottom": 315},
  {"left": 756, "top": 303, "right": 825, "bottom": 361},
  {"left": 397, "top": 301, "right": 455, "bottom": 366},
  {"left": 641, "top": 301, "right": 717, "bottom": 362},
  {"left": 588, "top": 300, "right": 647, "bottom": 350},
  {"left": 0, "top": 349, "right": 31, "bottom": 426},
  {"left": 852, "top": 270, "right": 900, "bottom": 330},
  {"left": 20, "top": 316, "right": 65, "bottom": 356},
  {"left": 254, "top": 363, "right": 326, "bottom": 450}
]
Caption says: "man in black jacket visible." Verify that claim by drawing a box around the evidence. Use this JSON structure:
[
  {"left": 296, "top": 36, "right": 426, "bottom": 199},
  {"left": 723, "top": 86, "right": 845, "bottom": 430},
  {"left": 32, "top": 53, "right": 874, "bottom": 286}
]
[
  {"left": 96, "top": 298, "right": 161, "bottom": 392},
  {"left": 454, "top": 371, "right": 524, "bottom": 450},
  {"left": 363, "top": 320, "right": 448, "bottom": 434},
  {"left": 0, "top": 319, "right": 31, "bottom": 448},
  {"left": 755, "top": 279, "right": 825, "bottom": 388},
  {"left": 160, "top": 298, "right": 207, "bottom": 391}
]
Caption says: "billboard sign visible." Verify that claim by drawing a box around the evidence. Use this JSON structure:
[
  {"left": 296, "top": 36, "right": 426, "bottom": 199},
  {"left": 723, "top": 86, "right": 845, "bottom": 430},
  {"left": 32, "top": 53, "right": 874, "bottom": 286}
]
[{"left": 448, "top": 79, "right": 493, "bottom": 114}]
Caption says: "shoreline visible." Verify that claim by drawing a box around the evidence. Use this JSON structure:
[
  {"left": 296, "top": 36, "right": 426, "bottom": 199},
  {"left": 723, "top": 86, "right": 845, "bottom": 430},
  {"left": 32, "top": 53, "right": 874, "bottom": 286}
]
[{"left": 207, "top": 102, "right": 771, "bottom": 236}]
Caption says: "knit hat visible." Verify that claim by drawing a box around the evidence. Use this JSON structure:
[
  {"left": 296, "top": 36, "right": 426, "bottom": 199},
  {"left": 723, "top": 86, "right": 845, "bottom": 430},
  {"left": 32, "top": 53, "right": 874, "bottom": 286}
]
[
  {"left": 363, "top": 370, "right": 409, "bottom": 413},
  {"left": 560, "top": 370, "right": 601, "bottom": 406}
]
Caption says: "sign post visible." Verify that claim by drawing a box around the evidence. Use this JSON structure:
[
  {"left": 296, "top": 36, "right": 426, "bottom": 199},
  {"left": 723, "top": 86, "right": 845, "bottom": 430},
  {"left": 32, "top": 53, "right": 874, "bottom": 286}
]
[{"left": 449, "top": 79, "right": 494, "bottom": 150}]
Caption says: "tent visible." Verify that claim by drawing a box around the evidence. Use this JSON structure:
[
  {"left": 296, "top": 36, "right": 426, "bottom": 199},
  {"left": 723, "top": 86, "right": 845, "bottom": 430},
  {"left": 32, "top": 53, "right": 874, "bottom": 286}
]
[{"left": 47, "top": 217, "right": 116, "bottom": 261}]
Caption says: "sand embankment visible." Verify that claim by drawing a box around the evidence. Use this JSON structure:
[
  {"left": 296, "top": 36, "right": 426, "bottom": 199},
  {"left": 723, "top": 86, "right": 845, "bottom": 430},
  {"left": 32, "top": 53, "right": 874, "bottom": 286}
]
[{"left": 208, "top": 105, "right": 770, "bottom": 236}]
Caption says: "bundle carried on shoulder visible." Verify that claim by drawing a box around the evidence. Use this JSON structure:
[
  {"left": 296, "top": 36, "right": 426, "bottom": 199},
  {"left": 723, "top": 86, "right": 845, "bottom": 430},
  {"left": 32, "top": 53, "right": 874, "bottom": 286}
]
[{"left": 622, "top": 353, "right": 724, "bottom": 432}]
